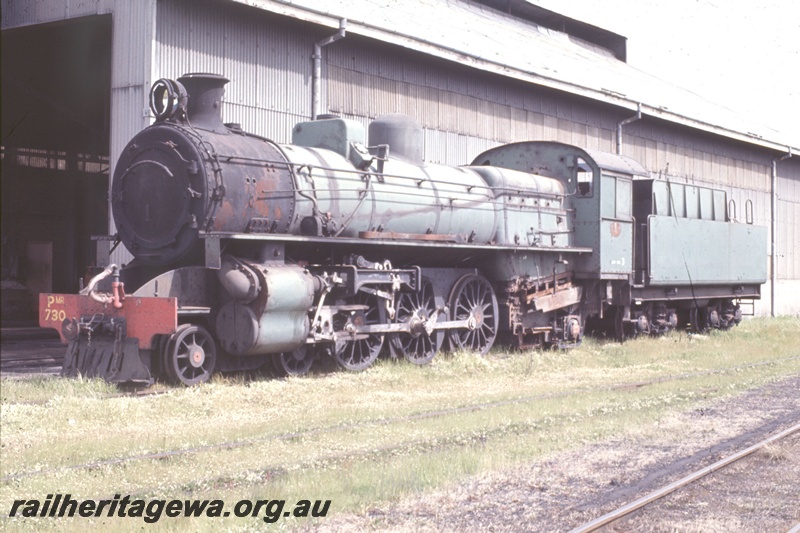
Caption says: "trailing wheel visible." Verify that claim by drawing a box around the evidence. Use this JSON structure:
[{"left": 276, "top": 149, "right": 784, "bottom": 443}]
[
  {"left": 390, "top": 278, "right": 443, "bottom": 365},
  {"left": 448, "top": 274, "right": 499, "bottom": 355},
  {"left": 164, "top": 324, "right": 216, "bottom": 386},
  {"left": 332, "top": 292, "right": 386, "bottom": 371},
  {"left": 274, "top": 345, "right": 314, "bottom": 377}
]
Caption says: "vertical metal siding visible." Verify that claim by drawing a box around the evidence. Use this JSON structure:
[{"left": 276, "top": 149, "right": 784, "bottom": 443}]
[
  {"left": 542, "top": 115, "right": 559, "bottom": 140},
  {"left": 776, "top": 161, "right": 800, "bottom": 281},
  {"left": 372, "top": 76, "right": 399, "bottom": 117},
  {"left": 326, "top": 34, "right": 647, "bottom": 165},
  {"left": 423, "top": 128, "right": 446, "bottom": 165},
  {"left": 522, "top": 91, "right": 541, "bottom": 113},
  {"left": 109, "top": 0, "right": 158, "bottom": 266},
  {"left": 401, "top": 58, "right": 426, "bottom": 87},
  {"left": 416, "top": 85, "right": 440, "bottom": 129},
  {"left": 156, "top": 0, "right": 314, "bottom": 139},
  {"left": 555, "top": 119, "right": 572, "bottom": 145},
  {"left": 286, "top": 30, "right": 313, "bottom": 116},
  {"left": 1, "top": 0, "right": 107, "bottom": 28},
  {"left": 509, "top": 110, "right": 524, "bottom": 141}
]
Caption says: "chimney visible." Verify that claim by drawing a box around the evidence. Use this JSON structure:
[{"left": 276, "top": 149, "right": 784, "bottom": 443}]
[{"left": 177, "top": 73, "right": 229, "bottom": 132}]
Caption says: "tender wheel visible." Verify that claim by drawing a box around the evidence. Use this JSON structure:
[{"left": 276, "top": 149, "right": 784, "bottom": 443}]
[
  {"left": 164, "top": 324, "right": 216, "bottom": 386},
  {"left": 333, "top": 292, "right": 386, "bottom": 371},
  {"left": 274, "top": 345, "right": 313, "bottom": 377},
  {"left": 390, "top": 278, "right": 443, "bottom": 365},
  {"left": 448, "top": 274, "right": 498, "bottom": 355},
  {"left": 718, "top": 299, "right": 742, "bottom": 329},
  {"left": 706, "top": 302, "right": 724, "bottom": 329},
  {"left": 633, "top": 309, "right": 650, "bottom": 335}
]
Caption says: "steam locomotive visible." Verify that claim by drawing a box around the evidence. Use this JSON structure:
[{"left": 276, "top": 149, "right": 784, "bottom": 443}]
[{"left": 39, "top": 74, "right": 768, "bottom": 385}]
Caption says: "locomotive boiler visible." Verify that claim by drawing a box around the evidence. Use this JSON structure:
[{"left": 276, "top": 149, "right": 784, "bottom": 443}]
[{"left": 39, "top": 73, "right": 767, "bottom": 386}]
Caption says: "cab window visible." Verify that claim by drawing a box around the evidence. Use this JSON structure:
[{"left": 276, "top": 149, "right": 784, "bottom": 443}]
[{"left": 576, "top": 158, "right": 593, "bottom": 197}]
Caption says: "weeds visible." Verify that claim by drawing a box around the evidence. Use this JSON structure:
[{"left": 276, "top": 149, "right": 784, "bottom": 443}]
[{"left": 0, "top": 317, "right": 798, "bottom": 531}]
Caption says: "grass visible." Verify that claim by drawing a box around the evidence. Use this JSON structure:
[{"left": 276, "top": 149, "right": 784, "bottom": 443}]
[{"left": 1, "top": 317, "right": 798, "bottom": 531}]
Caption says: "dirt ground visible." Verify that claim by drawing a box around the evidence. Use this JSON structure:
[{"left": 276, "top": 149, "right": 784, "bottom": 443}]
[
  {"left": 613, "top": 430, "right": 800, "bottom": 532},
  {"left": 308, "top": 374, "right": 800, "bottom": 532}
]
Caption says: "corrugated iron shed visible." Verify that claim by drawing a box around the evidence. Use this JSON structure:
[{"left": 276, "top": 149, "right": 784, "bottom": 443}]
[{"left": 231, "top": 0, "right": 797, "bottom": 152}]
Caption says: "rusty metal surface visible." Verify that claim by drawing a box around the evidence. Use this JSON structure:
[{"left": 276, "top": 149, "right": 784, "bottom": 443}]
[
  {"left": 531, "top": 286, "right": 582, "bottom": 313},
  {"left": 112, "top": 123, "right": 210, "bottom": 265},
  {"left": 206, "top": 133, "right": 296, "bottom": 235},
  {"left": 39, "top": 293, "right": 177, "bottom": 349},
  {"left": 111, "top": 117, "right": 297, "bottom": 265}
]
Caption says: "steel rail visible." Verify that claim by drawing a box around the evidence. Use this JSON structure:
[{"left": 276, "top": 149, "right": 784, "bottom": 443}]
[{"left": 570, "top": 422, "right": 800, "bottom": 533}]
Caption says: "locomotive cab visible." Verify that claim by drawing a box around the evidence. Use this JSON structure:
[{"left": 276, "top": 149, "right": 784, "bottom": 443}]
[{"left": 471, "top": 141, "right": 646, "bottom": 280}]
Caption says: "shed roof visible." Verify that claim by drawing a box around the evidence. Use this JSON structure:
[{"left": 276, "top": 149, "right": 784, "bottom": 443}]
[{"left": 234, "top": 0, "right": 796, "bottom": 153}]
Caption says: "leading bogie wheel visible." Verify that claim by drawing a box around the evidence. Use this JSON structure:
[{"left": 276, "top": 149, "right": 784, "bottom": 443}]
[
  {"left": 448, "top": 274, "right": 499, "bottom": 356},
  {"left": 274, "top": 345, "right": 314, "bottom": 377},
  {"left": 164, "top": 323, "right": 216, "bottom": 386}
]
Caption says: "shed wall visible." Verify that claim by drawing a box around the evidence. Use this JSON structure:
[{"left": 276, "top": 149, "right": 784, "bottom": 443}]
[
  {"left": 155, "top": 0, "right": 318, "bottom": 144},
  {"left": 4, "top": 0, "right": 796, "bottom": 315}
]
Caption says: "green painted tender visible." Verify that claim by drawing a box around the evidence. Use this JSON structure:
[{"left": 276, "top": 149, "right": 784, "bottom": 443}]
[
  {"left": 633, "top": 179, "right": 767, "bottom": 285},
  {"left": 647, "top": 216, "right": 767, "bottom": 285},
  {"left": 472, "top": 140, "right": 767, "bottom": 338}
]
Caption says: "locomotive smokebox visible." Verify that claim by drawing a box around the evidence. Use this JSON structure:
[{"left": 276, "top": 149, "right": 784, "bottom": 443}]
[
  {"left": 177, "top": 73, "right": 229, "bottom": 132},
  {"left": 369, "top": 114, "right": 424, "bottom": 166},
  {"left": 113, "top": 73, "right": 297, "bottom": 267}
]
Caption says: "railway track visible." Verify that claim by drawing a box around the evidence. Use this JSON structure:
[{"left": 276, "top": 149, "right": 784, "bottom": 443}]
[
  {"left": 0, "top": 330, "right": 64, "bottom": 375},
  {"left": 571, "top": 421, "right": 800, "bottom": 532}
]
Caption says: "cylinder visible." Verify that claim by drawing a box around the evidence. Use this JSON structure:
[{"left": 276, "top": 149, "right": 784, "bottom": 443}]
[
  {"left": 217, "top": 255, "right": 260, "bottom": 304},
  {"left": 215, "top": 265, "right": 315, "bottom": 356}
]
